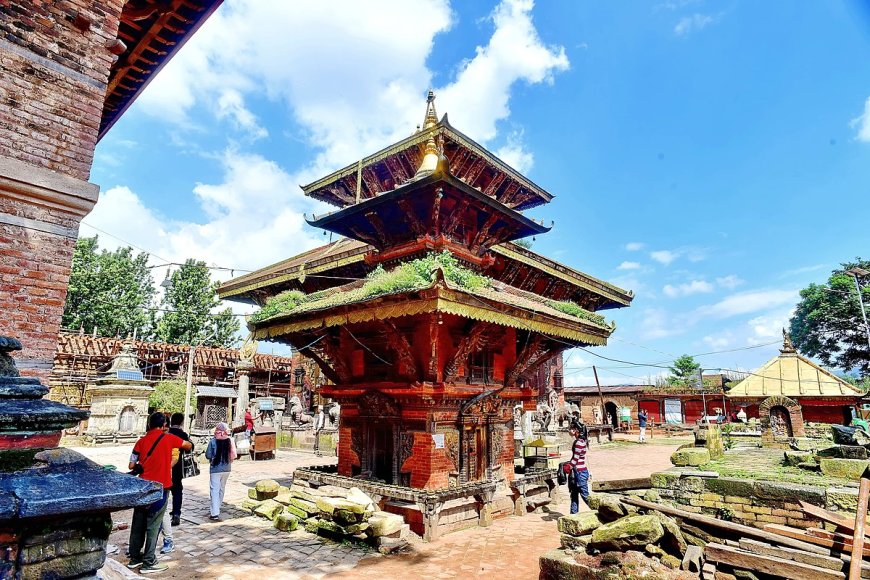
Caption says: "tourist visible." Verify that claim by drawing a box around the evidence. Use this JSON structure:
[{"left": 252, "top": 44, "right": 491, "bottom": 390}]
[
  {"left": 637, "top": 409, "right": 648, "bottom": 443},
  {"left": 564, "top": 420, "right": 590, "bottom": 514},
  {"left": 128, "top": 411, "right": 192, "bottom": 574},
  {"left": 205, "top": 422, "right": 236, "bottom": 520},
  {"left": 167, "top": 413, "right": 192, "bottom": 528},
  {"left": 313, "top": 405, "right": 326, "bottom": 457},
  {"left": 244, "top": 407, "right": 254, "bottom": 437}
]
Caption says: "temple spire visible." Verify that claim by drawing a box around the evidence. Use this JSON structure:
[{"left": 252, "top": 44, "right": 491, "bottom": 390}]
[
  {"left": 422, "top": 89, "right": 438, "bottom": 129},
  {"left": 781, "top": 328, "right": 796, "bottom": 354}
]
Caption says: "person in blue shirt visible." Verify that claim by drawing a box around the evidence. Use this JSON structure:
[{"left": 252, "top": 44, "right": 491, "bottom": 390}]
[{"left": 638, "top": 409, "right": 648, "bottom": 443}]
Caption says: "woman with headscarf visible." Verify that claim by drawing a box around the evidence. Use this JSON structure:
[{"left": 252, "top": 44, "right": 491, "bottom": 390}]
[{"left": 205, "top": 422, "right": 236, "bottom": 520}]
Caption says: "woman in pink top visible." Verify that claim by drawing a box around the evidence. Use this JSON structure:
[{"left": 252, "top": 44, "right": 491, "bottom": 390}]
[{"left": 566, "top": 420, "right": 590, "bottom": 514}]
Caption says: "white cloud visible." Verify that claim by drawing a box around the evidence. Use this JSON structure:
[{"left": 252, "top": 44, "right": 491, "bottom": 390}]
[
  {"left": 495, "top": 129, "right": 534, "bottom": 174},
  {"left": 106, "top": 0, "right": 568, "bottom": 276},
  {"left": 650, "top": 250, "right": 678, "bottom": 265},
  {"left": 716, "top": 275, "right": 744, "bottom": 290},
  {"left": 83, "top": 150, "right": 323, "bottom": 276},
  {"left": 746, "top": 310, "right": 793, "bottom": 345},
  {"left": 703, "top": 333, "right": 733, "bottom": 350},
  {"left": 663, "top": 280, "right": 714, "bottom": 298},
  {"left": 640, "top": 308, "right": 682, "bottom": 340},
  {"left": 617, "top": 261, "right": 641, "bottom": 271},
  {"left": 852, "top": 96, "right": 870, "bottom": 142},
  {"left": 625, "top": 242, "right": 644, "bottom": 251},
  {"left": 697, "top": 289, "right": 798, "bottom": 319},
  {"left": 674, "top": 13, "right": 713, "bottom": 36}
]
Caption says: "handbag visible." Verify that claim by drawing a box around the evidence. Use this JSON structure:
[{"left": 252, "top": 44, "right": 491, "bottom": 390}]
[
  {"left": 181, "top": 451, "right": 200, "bottom": 478},
  {"left": 128, "top": 434, "right": 164, "bottom": 476}
]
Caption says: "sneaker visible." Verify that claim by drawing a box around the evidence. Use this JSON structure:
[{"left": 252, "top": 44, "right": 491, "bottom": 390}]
[
  {"left": 170, "top": 514, "right": 180, "bottom": 527},
  {"left": 160, "top": 539, "right": 174, "bottom": 554},
  {"left": 140, "top": 562, "right": 169, "bottom": 574},
  {"left": 126, "top": 560, "right": 143, "bottom": 570}
]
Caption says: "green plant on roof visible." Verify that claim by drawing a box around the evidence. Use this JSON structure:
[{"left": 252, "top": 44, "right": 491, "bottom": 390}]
[
  {"left": 251, "top": 251, "right": 607, "bottom": 325},
  {"left": 545, "top": 299, "right": 608, "bottom": 326}
]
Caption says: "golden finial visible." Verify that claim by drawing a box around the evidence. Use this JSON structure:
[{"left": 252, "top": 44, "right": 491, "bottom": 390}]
[
  {"left": 414, "top": 136, "right": 439, "bottom": 178},
  {"left": 422, "top": 89, "right": 438, "bottom": 129},
  {"left": 781, "top": 328, "right": 796, "bottom": 354}
]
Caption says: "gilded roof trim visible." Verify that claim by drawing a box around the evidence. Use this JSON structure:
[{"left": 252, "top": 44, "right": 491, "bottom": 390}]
[{"left": 301, "top": 120, "right": 553, "bottom": 209}]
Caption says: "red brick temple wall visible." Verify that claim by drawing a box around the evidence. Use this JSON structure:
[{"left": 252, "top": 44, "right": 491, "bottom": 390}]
[{"left": 0, "top": 1, "right": 123, "bottom": 379}]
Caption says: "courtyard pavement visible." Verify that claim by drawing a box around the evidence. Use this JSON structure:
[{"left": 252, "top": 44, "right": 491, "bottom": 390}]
[{"left": 73, "top": 432, "right": 689, "bottom": 580}]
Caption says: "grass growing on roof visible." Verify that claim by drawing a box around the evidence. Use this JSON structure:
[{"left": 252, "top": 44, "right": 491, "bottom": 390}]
[
  {"left": 250, "top": 251, "right": 607, "bottom": 325},
  {"left": 545, "top": 299, "right": 608, "bottom": 327}
]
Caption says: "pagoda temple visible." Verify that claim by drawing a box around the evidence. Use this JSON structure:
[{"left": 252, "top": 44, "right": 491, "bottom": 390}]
[{"left": 219, "top": 93, "right": 631, "bottom": 536}]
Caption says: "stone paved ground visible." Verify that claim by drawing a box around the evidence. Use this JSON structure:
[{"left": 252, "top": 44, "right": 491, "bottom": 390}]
[{"left": 72, "top": 432, "right": 690, "bottom": 579}]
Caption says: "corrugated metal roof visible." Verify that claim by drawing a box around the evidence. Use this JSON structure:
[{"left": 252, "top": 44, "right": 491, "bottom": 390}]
[{"left": 196, "top": 385, "right": 237, "bottom": 398}]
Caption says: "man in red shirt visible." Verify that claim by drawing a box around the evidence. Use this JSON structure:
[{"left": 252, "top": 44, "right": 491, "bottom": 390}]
[{"left": 127, "top": 412, "right": 192, "bottom": 574}]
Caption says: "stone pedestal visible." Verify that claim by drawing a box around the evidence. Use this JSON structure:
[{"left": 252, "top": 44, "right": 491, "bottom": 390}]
[{"left": 0, "top": 336, "right": 160, "bottom": 579}]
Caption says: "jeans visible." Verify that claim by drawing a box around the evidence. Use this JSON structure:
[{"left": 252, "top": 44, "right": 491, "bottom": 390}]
[
  {"left": 170, "top": 478, "right": 183, "bottom": 516},
  {"left": 569, "top": 469, "right": 590, "bottom": 514},
  {"left": 160, "top": 506, "right": 173, "bottom": 541},
  {"left": 210, "top": 471, "right": 230, "bottom": 516},
  {"left": 129, "top": 489, "right": 168, "bottom": 566}
]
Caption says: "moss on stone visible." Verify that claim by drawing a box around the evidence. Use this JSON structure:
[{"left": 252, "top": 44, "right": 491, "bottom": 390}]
[
  {"left": 671, "top": 448, "right": 711, "bottom": 467},
  {"left": 274, "top": 512, "right": 299, "bottom": 531},
  {"left": 558, "top": 512, "right": 602, "bottom": 536},
  {"left": 590, "top": 515, "right": 664, "bottom": 551},
  {"left": 819, "top": 458, "right": 870, "bottom": 480}
]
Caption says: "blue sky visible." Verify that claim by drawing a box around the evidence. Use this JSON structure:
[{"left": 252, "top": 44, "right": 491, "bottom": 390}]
[{"left": 86, "top": 0, "right": 870, "bottom": 385}]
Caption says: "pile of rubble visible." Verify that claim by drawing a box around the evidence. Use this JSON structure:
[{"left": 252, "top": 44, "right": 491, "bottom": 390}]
[
  {"left": 241, "top": 479, "right": 411, "bottom": 554},
  {"left": 545, "top": 491, "right": 863, "bottom": 579}
]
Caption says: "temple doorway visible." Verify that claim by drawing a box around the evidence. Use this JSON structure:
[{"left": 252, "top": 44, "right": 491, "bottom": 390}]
[
  {"left": 769, "top": 406, "right": 793, "bottom": 437},
  {"left": 367, "top": 422, "right": 395, "bottom": 483},
  {"left": 604, "top": 402, "right": 619, "bottom": 427}
]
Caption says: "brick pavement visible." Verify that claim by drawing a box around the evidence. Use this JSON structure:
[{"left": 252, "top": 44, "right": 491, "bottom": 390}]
[{"left": 72, "top": 433, "right": 689, "bottom": 579}]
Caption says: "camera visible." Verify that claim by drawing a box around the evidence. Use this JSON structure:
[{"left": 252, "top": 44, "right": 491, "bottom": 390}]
[{"left": 128, "top": 463, "right": 144, "bottom": 476}]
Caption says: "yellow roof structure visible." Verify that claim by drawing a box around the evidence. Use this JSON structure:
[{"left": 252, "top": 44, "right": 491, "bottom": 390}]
[{"left": 728, "top": 331, "right": 863, "bottom": 399}]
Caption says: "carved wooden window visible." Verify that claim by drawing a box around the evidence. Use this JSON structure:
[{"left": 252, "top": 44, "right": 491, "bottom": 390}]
[
  {"left": 467, "top": 349, "right": 494, "bottom": 384},
  {"left": 118, "top": 406, "right": 137, "bottom": 433}
]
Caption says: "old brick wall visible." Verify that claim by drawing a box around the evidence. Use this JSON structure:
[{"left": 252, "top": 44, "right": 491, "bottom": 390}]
[
  {"left": 0, "top": 1, "right": 124, "bottom": 179},
  {"left": 0, "top": 1, "right": 124, "bottom": 380}
]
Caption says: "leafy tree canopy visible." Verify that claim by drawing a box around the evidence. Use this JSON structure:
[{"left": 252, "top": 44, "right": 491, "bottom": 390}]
[
  {"left": 62, "top": 236, "right": 155, "bottom": 337},
  {"left": 148, "top": 379, "right": 194, "bottom": 413},
  {"left": 668, "top": 354, "right": 701, "bottom": 385},
  {"left": 790, "top": 258, "right": 870, "bottom": 376},
  {"left": 155, "top": 259, "right": 240, "bottom": 347}
]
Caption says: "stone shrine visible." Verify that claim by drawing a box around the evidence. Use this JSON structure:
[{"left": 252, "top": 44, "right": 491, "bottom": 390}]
[{"left": 83, "top": 341, "right": 153, "bottom": 444}]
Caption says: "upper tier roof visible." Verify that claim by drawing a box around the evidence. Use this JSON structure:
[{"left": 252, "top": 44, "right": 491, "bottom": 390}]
[
  {"left": 99, "top": 0, "right": 223, "bottom": 140},
  {"left": 302, "top": 115, "right": 553, "bottom": 212}
]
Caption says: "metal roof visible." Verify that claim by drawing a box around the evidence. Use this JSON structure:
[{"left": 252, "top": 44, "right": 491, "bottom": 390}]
[{"left": 195, "top": 385, "right": 237, "bottom": 399}]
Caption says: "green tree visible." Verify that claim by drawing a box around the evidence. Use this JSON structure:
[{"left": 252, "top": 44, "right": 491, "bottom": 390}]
[
  {"left": 148, "top": 379, "right": 194, "bottom": 413},
  {"left": 155, "top": 259, "right": 240, "bottom": 347},
  {"left": 789, "top": 258, "right": 870, "bottom": 376},
  {"left": 62, "top": 236, "right": 156, "bottom": 337},
  {"left": 668, "top": 354, "right": 701, "bottom": 386}
]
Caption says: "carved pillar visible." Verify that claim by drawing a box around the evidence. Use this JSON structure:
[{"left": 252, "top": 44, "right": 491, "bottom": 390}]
[{"left": 235, "top": 361, "right": 252, "bottom": 424}]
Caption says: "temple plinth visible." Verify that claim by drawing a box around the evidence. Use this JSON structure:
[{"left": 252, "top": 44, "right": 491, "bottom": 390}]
[{"left": 219, "top": 93, "right": 632, "bottom": 536}]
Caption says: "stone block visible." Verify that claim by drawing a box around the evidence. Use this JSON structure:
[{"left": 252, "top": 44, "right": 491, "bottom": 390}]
[
  {"left": 597, "top": 494, "right": 628, "bottom": 522},
  {"left": 346, "top": 487, "right": 376, "bottom": 512},
  {"left": 274, "top": 512, "right": 299, "bottom": 531},
  {"left": 344, "top": 522, "right": 369, "bottom": 535},
  {"left": 289, "top": 484, "right": 321, "bottom": 503},
  {"left": 316, "top": 496, "right": 366, "bottom": 515},
  {"left": 314, "top": 484, "right": 349, "bottom": 498},
  {"left": 590, "top": 515, "right": 664, "bottom": 551},
  {"left": 706, "top": 477, "right": 754, "bottom": 498},
  {"left": 539, "top": 549, "right": 595, "bottom": 580},
  {"left": 317, "top": 519, "right": 347, "bottom": 536},
  {"left": 826, "top": 486, "right": 860, "bottom": 512},
  {"left": 240, "top": 499, "right": 263, "bottom": 513},
  {"left": 278, "top": 485, "right": 291, "bottom": 495},
  {"left": 819, "top": 458, "right": 870, "bottom": 480},
  {"left": 558, "top": 512, "right": 602, "bottom": 536},
  {"left": 274, "top": 492, "right": 292, "bottom": 506},
  {"left": 671, "top": 448, "right": 711, "bottom": 467},
  {"left": 304, "top": 518, "right": 320, "bottom": 534},
  {"left": 752, "top": 480, "right": 825, "bottom": 505},
  {"left": 368, "top": 511, "right": 405, "bottom": 537},
  {"left": 560, "top": 533, "right": 591, "bottom": 551},
  {"left": 253, "top": 499, "right": 284, "bottom": 520},
  {"left": 661, "top": 554, "right": 681, "bottom": 569},
  {"left": 334, "top": 509, "right": 363, "bottom": 526},
  {"left": 255, "top": 479, "right": 280, "bottom": 500},
  {"left": 643, "top": 489, "right": 661, "bottom": 503},
  {"left": 284, "top": 504, "right": 309, "bottom": 520},
  {"left": 650, "top": 471, "right": 681, "bottom": 490},
  {"left": 289, "top": 497, "right": 319, "bottom": 515},
  {"left": 247, "top": 488, "right": 258, "bottom": 500},
  {"left": 783, "top": 450, "right": 813, "bottom": 466},
  {"left": 651, "top": 512, "right": 687, "bottom": 557}
]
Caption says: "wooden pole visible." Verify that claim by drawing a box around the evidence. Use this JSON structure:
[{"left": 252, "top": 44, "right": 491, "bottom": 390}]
[
  {"left": 849, "top": 467, "right": 870, "bottom": 579},
  {"left": 593, "top": 366, "right": 605, "bottom": 425}
]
